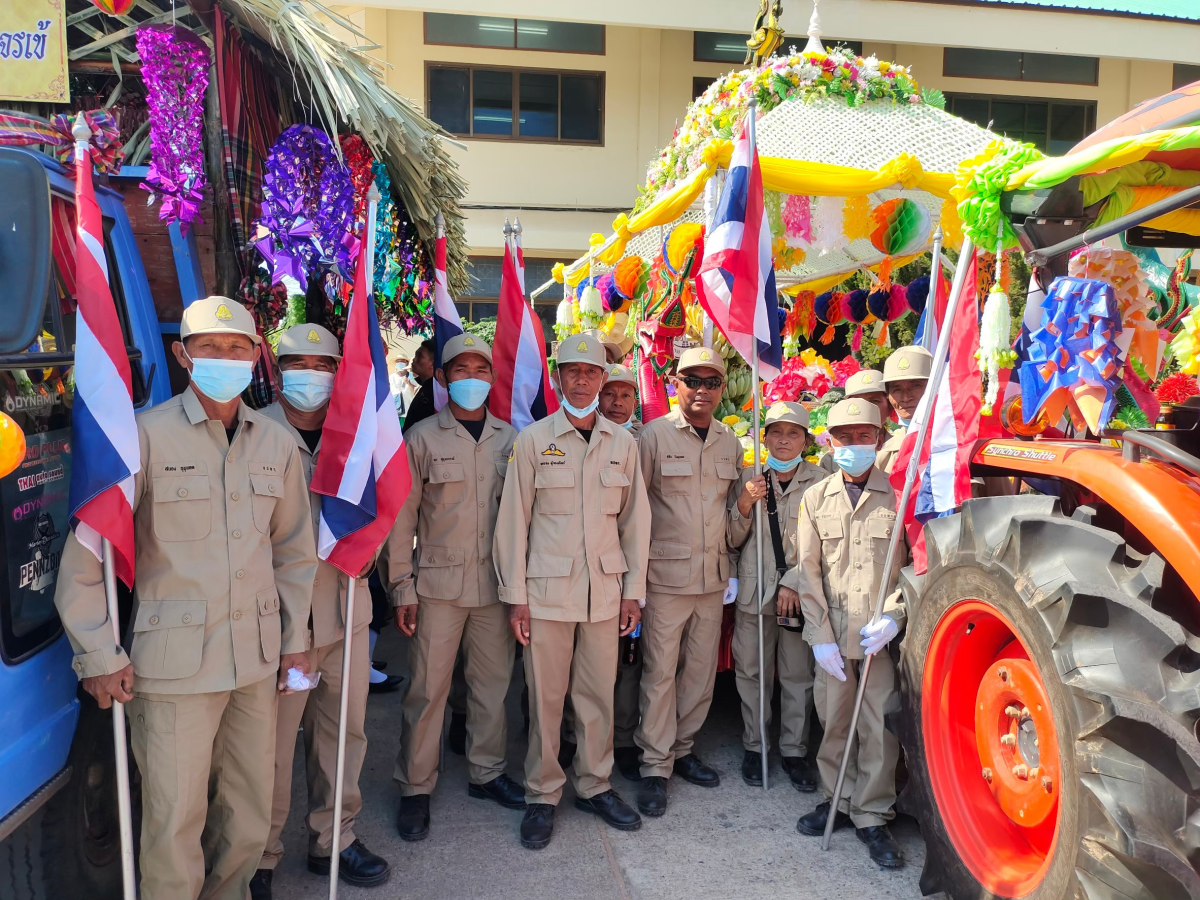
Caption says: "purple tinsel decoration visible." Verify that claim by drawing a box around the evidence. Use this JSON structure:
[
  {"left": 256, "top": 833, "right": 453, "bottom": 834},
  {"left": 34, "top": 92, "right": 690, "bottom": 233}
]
[
  {"left": 253, "top": 124, "right": 356, "bottom": 288},
  {"left": 136, "top": 25, "right": 209, "bottom": 235}
]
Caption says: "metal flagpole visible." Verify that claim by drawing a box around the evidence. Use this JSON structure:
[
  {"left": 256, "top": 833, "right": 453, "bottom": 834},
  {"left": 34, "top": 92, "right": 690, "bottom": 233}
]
[
  {"left": 102, "top": 539, "right": 137, "bottom": 900},
  {"left": 920, "top": 227, "right": 944, "bottom": 348},
  {"left": 821, "top": 237, "right": 975, "bottom": 851}
]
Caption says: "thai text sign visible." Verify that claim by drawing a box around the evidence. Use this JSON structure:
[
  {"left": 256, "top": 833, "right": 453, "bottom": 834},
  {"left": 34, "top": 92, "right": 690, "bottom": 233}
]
[{"left": 0, "top": 0, "right": 69, "bottom": 104}]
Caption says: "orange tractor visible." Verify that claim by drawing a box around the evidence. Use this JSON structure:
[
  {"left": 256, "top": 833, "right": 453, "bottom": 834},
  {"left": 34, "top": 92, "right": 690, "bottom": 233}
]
[{"left": 899, "top": 86, "right": 1200, "bottom": 899}]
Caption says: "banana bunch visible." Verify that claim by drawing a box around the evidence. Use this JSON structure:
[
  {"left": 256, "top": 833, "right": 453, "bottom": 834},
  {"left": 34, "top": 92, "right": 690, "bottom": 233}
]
[
  {"left": 722, "top": 366, "right": 755, "bottom": 409},
  {"left": 713, "top": 331, "right": 736, "bottom": 360},
  {"left": 685, "top": 303, "right": 706, "bottom": 339}
]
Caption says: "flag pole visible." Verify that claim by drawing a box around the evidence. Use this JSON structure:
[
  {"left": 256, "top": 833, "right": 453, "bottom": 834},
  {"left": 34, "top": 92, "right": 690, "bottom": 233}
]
[
  {"left": 103, "top": 540, "right": 137, "bottom": 900},
  {"left": 820, "top": 237, "right": 976, "bottom": 851},
  {"left": 920, "top": 227, "right": 944, "bottom": 348}
]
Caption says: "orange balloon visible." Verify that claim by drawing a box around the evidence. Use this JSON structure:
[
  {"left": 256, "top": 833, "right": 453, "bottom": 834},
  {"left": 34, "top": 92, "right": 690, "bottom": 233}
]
[{"left": 0, "top": 412, "right": 26, "bottom": 479}]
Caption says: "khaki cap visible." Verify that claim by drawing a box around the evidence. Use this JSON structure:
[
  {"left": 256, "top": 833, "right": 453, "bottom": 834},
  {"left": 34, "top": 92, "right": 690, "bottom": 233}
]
[
  {"left": 883, "top": 346, "right": 933, "bottom": 383},
  {"left": 556, "top": 332, "right": 607, "bottom": 368},
  {"left": 844, "top": 369, "right": 886, "bottom": 398},
  {"left": 764, "top": 401, "right": 810, "bottom": 430},
  {"left": 827, "top": 398, "right": 882, "bottom": 429},
  {"left": 442, "top": 332, "right": 493, "bottom": 365},
  {"left": 181, "top": 296, "right": 261, "bottom": 344},
  {"left": 677, "top": 346, "right": 727, "bottom": 376},
  {"left": 604, "top": 363, "right": 637, "bottom": 386},
  {"left": 583, "top": 329, "right": 624, "bottom": 362},
  {"left": 277, "top": 323, "right": 341, "bottom": 360}
]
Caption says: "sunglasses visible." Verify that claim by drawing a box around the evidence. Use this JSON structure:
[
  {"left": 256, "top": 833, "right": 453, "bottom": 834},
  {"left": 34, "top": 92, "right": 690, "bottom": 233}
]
[{"left": 679, "top": 375, "right": 724, "bottom": 391}]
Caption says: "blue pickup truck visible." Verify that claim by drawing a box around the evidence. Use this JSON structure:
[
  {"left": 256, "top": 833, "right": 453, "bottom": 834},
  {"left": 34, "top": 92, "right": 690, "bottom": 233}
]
[{"left": 0, "top": 146, "right": 177, "bottom": 898}]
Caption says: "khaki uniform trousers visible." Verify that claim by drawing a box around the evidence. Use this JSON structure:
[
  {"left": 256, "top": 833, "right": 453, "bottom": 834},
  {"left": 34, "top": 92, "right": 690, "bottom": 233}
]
[
  {"left": 128, "top": 675, "right": 277, "bottom": 900},
  {"left": 562, "top": 651, "right": 642, "bottom": 750},
  {"left": 732, "top": 610, "right": 814, "bottom": 756},
  {"left": 814, "top": 651, "right": 899, "bottom": 828},
  {"left": 261, "top": 622, "right": 370, "bottom": 868},
  {"left": 636, "top": 589, "right": 724, "bottom": 777},
  {"left": 396, "top": 601, "right": 513, "bottom": 793},
  {"left": 524, "top": 615, "right": 619, "bottom": 805}
]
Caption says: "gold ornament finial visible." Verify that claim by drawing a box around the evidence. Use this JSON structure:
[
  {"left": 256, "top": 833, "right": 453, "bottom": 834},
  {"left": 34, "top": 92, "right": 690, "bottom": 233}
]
[{"left": 745, "top": 0, "right": 785, "bottom": 67}]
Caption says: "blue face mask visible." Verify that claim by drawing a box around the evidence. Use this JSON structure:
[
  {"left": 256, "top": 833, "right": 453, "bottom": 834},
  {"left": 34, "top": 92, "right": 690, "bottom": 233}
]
[
  {"left": 897, "top": 417, "right": 911, "bottom": 428},
  {"left": 562, "top": 397, "right": 600, "bottom": 418},
  {"left": 765, "top": 453, "right": 802, "bottom": 473},
  {"left": 187, "top": 353, "right": 253, "bottom": 403},
  {"left": 832, "top": 444, "right": 877, "bottom": 477},
  {"left": 622, "top": 420, "right": 635, "bottom": 430},
  {"left": 447, "top": 377, "right": 492, "bottom": 411},
  {"left": 281, "top": 370, "right": 335, "bottom": 412}
]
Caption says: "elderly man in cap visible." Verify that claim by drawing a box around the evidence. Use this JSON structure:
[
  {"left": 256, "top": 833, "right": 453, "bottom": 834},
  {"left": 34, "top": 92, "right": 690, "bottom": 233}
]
[
  {"left": 251, "top": 323, "right": 390, "bottom": 899},
  {"left": 880, "top": 345, "right": 932, "bottom": 471},
  {"left": 788, "top": 398, "right": 907, "bottom": 868},
  {"left": 634, "top": 346, "right": 743, "bottom": 816},
  {"left": 820, "top": 369, "right": 890, "bottom": 474},
  {"left": 728, "top": 401, "right": 825, "bottom": 789},
  {"left": 599, "top": 362, "right": 642, "bottom": 438},
  {"left": 55, "top": 297, "right": 317, "bottom": 900},
  {"left": 495, "top": 332, "right": 649, "bottom": 850},
  {"left": 383, "top": 333, "right": 524, "bottom": 842}
]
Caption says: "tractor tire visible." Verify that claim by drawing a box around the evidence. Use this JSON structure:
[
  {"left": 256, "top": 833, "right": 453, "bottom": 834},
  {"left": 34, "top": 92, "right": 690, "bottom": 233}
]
[{"left": 898, "top": 495, "right": 1200, "bottom": 900}]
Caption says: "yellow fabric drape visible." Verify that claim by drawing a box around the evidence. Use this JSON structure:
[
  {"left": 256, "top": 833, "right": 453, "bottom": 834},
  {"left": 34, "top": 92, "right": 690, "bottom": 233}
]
[
  {"left": 779, "top": 252, "right": 922, "bottom": 297},
  {"left": 1097, "top": 185, "right": 1200, "bottom": 237},
  {"left": 598, "top": 214, "right": 632, "bottom": 265}
]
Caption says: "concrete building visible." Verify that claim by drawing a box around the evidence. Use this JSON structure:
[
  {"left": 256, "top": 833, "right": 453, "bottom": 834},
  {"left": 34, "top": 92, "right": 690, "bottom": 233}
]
[{"left": 336, "top": 1, "right": 1200, "bottom": 323}]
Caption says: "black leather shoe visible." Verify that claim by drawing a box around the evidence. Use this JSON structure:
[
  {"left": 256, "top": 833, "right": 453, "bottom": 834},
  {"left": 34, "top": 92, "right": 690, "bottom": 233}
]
[
  {"left": 557, "top": 739, "right": 577, "bottom": 770},
  {"left": 468, "top": 773, "right": 527, "bottom": 810},
  {"left": 519, "top": 803, "right": 556, "bottom": 850},
  {"left": 614, "top": 746, "right": 643, "bottom": 782},
  {"left": 307, "top": 839, "right": 391, "bottom": 887},
  {"left": 574, "top": 790, "right": 642, "bottom": 831},
  {"left": 673, "top": 753, "right": 720, "bottom": 787},
  {"left": 781, "top": 755, "right": 818, "bottom": 792},
  {"left": 369, "top": 673, "right": 404, "bottom": 694},
  {"left": 741, "top": 750, "right": 764, "bottom": 786},
  {"left": 448, "top": 711, "right": 467, "bottom": 756},
  {"left": 397, "top": 794, "right": 430, "bottom": 841},
  {"left": 637, "top": 776, "right": 668, "bottom": 817},
  {"left": 372, "top": 660, "right": 387, "bottom": 671},
  {"left": 249, "top": 868, "right": 272, "bottom": 900},
  {"left": 858, "top": 825, "right": 904, "bottom": 868},
  {"left": 796, "top": 801, "right": 852, "bottom": 837}
]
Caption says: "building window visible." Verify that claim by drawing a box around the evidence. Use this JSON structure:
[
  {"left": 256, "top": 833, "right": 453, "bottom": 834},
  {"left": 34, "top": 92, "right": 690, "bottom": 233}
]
[
  {"left": 946, "top": 94, "right": 1096, "bottom": 155},
  {"left": 943, "top": 48, "right": 1098, "bottom": 86},
  {"left": 693, "top": 31, "right": 861, "bottom": 63},
  {"left": 1175, "top": 64, "right": 1200, "bottom": 90},
  {"left": 424, "top": 14, "right": 604, "bottom": 54},
  {"left": 463, "top": 256, "right": 568, "bottom": 339},
  {"left": 427, "top": 65, "right": 604, "bottom": 143}
]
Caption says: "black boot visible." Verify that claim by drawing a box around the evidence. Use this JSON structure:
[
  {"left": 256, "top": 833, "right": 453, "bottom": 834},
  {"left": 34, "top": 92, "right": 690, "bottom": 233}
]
[
  {"left": 781, "top": 755, "right": 818, "bottom": 792},
  {"left": 468, "top": 773, "right": 527, "bottom": 809},
  {"left": 574, "top": 790, "right": 642, "bottom": 831},
  {"left": 796, "top": 800, "right": 851, "bottom": 837},
  {"left": 249, "top": 869, "right": 272, "bottom": 900},
  {"left": 557, "top": 740, "right": 577, "bottom": 770},
  {"left": 857, "top": 825, "right": 904, "bottom": 868},
  {"left": 448, "top": 711, "right": 467, "bottom": 756},
  {"left": 397, "top": 794, "right": 430, "bottom": 841},
  {"left": 614, "top": 746, "right": 643, "bottom": 782},
  {"left": 673, "top": 753, "right": 720, "bottom": 787},
  {"left": 741, "top": 750, "right": 764, "bottom": 787},
  {"left": 637, "top": 776, "right": 668, "bottom": 817},
  {"left": 519, "top": 803, "right": 556, "bottom": 850},
  {"left": 307, "top": 839, "right": 391, "bottom": 887}
]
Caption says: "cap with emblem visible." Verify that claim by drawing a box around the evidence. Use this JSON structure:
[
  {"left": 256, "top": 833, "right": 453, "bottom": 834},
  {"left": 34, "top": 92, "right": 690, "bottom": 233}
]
[
  {"left": 604, "top": 363, "right": 637, "bottom": 386},
  {"left": 582, "top": 329, "right": 624, "bottom": 362},
  {"left": 764, "top": 401, "right": 810, "bottom": 430},
  {"left": 827, "top": 398, "right": 882, "bottom": 429},
  {"left": 442, "top": 332, "right": 493, "bottom": 365},
  {"left": 677, "top": 346, "right": 727, "bottom": 377},
  {"left": 556, "top": 332, "right": 607, "bottom": 368},
  {"left": 843, "top": 369, "right": 885, "bottom": 398},
  {"left": 277, "top": 322, "right": 341, "bottom": 359},
  {"left": 180, "top": 295, "right": 261, "bottom": 344},
  {"left": 883, "top": 345, "right": 933, "bottom": 383}
]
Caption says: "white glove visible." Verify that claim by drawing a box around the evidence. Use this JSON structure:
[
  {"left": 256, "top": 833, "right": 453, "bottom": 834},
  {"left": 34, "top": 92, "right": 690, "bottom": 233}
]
[
  {"left": 813, "top": 642, "right": 846, "bottom": 681},
  {"left": 286, "top": 667, "right": 321, "bottom": 691},
  {"left": 723, "top": 578, "right": 739, "bottom": 605},
  {"left": 860, "top": 616, "right": 899, "bottom": 657}
]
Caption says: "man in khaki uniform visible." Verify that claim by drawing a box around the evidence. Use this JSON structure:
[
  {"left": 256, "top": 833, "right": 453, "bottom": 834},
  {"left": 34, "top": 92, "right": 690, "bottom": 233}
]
[
  {"left": 634, "top": 346, "right": 742, "bottom": 816},
  {"left": 495, "top": 333, "right": 649, "bottom": 849},
  {"left": 728, "top": 402, "right": 825, "bottom": 789},
  {"left": 252, "top": 324, "right": 389, "bottom": 900},
  {"left": 879, "top": 345, "right": 932, "bottom": 473},
  {"left": 383, "top": 334, "right": 524, "bottom": 842},
  {"left": 599, "top": 363, "right": 642, "bottom": 439},
  {"left": 54, "top": 297, "right": 317, "bottom": 900},
  {"left": 789, "top": 399, "right": 906, "bottom": 868},
  {"left": 820, "top": 369, "right": 891, "bottom": 474}
]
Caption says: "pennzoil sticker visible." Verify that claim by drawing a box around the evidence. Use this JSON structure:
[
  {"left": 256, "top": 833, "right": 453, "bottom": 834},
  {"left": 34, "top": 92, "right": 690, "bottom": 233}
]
[{"left": 982, "top": 445, "right": 1058, "bottom": 462}]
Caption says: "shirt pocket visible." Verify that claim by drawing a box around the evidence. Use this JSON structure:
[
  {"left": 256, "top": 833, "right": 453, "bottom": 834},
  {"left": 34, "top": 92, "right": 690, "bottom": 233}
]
[
  {"left": 867, "top": 512, "right": 897, "bottom": 563},
  {"left": 428, "top": 462, "right": 466, "bottom": 504},
  {"left": 249, "top": 467, "right": 285, "bottom": 534},
  {"left": 494, "top": 451, "right": 510, "bottom": 482},
  {"left": 534, "top": 468, "right": 576, "bottom": 516},
  {"left": 647, "top": 539, "right": 691, "bottom": 588},
  {"left": 526, "top": 552, "right": 573, "bottom": 607},
  {"left": 151, "top": 474, "right": 211, "bottom": 542},
  {"left": 816, "top": 516, "right": 845, "bottom": 566},
  {"left": 659, "top": 460, "right": 693, "bottom": 496},
  {"left": 715, "top": 457, "right": 740, "bottom": 482},
  {"left": 599, "top": 467, "right": 630, "bottom": 514},
  {"left": 257, "top": 586, "right": 281, "bottom": 663},
  {"left": 129, "top": 599, "right": 207, "bottom": 680},
  {"left": 415, "top": 545, "right": 466, "bottom": 601}
]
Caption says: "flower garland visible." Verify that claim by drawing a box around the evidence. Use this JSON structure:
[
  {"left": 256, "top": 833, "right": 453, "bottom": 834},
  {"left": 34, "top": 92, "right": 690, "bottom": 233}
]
[{"left": 953, "top": 140, "right": 1043, "bottom": 250}]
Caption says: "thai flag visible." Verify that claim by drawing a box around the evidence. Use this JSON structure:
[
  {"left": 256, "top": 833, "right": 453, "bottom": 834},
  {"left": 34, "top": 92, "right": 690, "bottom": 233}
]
[
  {"left": 890, "top": 254, "right": 981, "bottom": 574},
  {"left": 66, "top": 136, "right": 139, "bottom": 587},
  {"left": 489, "top": 242, "right": 558, "bottom": 430},
  {"left": 514, "top": 225, "right": 526, "bottom": 293},
  {"left": 431, "top": 217, "right": 463, "bottom": 411},
  {"left": 695, "top": 116, "right": 783, "bottom": 380},
  {"left": 311, "top": 241, "right": 411, "bottom": 577}
]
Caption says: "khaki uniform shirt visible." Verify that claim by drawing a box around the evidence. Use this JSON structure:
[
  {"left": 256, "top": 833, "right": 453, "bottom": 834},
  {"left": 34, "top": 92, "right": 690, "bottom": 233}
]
[
  {"left": 384, "top": 406, "right": 517, "bottom": 608},
  {"left": 494, "top": 408, "right": 649, "bottom": 623},
  {"left": 55, "top": 389, "right": 317, "bottom": 694},
  {"left": 794, "top": 468, "right": 908, "bottom": 659},
  {"left": 639, "top": 408, "right": 742, "bottom": 595},
  {"left": 727, "top": 462, "right": 827, "bottom": 614},
  {"left": 260, "top": 403, "right": 372, "bottom": 649}
]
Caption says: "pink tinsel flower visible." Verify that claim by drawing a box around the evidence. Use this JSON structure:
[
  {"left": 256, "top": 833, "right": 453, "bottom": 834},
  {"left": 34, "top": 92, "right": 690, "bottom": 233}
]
[
  {"left": 830, "top": 355, "right": 861, "bottom": 388},
  {"left": 909, "top": 94, "right": 920, "bottom": 103}
]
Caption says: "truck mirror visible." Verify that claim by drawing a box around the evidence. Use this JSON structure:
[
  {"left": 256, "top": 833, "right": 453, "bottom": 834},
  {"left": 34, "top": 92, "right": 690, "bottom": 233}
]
[{"left": 0, "top": 149, "right": 52, "bottom": 355}]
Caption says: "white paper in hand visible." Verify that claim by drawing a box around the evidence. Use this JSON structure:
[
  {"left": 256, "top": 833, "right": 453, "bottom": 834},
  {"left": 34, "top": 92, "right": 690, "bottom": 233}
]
[{"left": 286, "top": 667, "right": 321, "bottom": 691}]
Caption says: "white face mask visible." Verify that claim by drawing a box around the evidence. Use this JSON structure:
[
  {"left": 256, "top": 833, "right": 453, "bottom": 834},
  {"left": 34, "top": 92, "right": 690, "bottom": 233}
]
[{"left": 281, "top": 370, "right": 335, "bottom": 412}]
